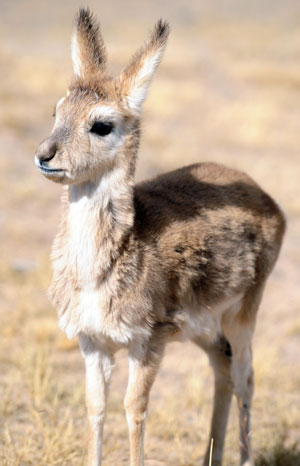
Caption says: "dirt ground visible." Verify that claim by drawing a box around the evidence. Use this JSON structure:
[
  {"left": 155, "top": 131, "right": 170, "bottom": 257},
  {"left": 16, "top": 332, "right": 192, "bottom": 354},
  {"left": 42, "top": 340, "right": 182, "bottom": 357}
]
[{"left": 0, "top": 1, "right": 300, "bottom": 465}]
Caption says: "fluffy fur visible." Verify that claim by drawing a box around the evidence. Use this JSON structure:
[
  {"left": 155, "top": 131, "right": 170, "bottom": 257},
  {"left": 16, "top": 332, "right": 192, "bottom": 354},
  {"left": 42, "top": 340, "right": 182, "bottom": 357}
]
[{"left": 35, "top": 9, "right": 285, "bottom": 466}]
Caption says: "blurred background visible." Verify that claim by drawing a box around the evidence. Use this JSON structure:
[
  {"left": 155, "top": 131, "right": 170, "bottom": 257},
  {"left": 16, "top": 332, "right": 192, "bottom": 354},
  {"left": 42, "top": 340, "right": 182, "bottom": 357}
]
[{"left": 1, "top": 0, "right": 300, "bottom": 464}]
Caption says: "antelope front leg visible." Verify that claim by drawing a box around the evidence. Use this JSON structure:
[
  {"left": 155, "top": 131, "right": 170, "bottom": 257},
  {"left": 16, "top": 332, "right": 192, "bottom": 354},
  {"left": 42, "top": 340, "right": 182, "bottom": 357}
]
[
  {"left": 79, "top": 334, "right": 115, "bottom": 466},
  {"left": 125, "top": 341, "right": 164, "bottom": 466}
]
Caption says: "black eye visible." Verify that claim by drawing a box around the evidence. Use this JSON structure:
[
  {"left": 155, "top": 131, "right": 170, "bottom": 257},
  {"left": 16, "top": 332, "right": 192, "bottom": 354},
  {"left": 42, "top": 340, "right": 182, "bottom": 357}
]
[{"left": 90, "top": 121, "right": 113, "bottom": 137}]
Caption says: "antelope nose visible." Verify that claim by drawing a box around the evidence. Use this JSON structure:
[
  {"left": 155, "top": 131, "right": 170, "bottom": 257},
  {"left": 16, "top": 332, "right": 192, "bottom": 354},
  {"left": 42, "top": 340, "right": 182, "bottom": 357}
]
[{"left": 36, "top": 139, "right": 57, "bottom": 164}]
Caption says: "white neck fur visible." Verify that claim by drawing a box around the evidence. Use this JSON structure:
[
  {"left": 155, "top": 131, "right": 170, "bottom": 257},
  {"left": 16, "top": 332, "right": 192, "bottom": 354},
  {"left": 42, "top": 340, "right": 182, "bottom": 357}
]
[{"left": 67, "top": 166, "right": 134, "bottom": 286}]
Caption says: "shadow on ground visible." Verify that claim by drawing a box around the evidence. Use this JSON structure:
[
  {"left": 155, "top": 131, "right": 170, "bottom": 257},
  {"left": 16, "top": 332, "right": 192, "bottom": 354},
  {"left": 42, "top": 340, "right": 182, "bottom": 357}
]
[{"left": 256, "top": 435, "right": 300, "bottom": 466}]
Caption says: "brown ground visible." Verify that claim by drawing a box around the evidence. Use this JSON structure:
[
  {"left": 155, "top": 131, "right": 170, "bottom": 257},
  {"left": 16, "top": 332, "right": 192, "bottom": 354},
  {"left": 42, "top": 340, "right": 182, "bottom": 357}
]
[{"left": 0, "top": 1, "right": 300, "bottom": 465}]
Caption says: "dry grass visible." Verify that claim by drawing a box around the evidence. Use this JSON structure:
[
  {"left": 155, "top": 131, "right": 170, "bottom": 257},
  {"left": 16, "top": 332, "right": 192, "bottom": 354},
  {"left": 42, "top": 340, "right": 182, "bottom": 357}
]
[
  {"left": 1, "top": 1, "right": 300, "bottom": 464},
  {"left": 256, "top": 433, "right": 300, "bottom": 466}
]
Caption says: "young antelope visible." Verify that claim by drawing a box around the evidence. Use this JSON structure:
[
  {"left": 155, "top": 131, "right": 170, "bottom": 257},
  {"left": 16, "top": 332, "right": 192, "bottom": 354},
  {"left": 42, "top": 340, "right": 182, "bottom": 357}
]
[{"left": 35, "top": 8, "right": 285, "bottom": 466}]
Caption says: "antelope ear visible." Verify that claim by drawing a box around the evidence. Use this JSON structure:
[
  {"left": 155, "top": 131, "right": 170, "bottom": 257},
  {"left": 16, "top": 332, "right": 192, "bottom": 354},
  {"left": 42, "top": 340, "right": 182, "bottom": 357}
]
[
  {"left": 117, "top": 19, "right": 170, "bottom": 115},
  {"left": 72, "top": 8, "right": 106, "bottom": 79}
]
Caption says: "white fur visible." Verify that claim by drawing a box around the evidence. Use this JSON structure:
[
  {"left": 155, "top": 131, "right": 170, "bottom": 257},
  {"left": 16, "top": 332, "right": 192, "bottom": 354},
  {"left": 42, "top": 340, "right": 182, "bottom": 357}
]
[
  {"left": 79, "top": 335, "right": 115, "bottom": 465},
  {"left": 181, "top": 294, "right": 243, "bottom": 344},
  {"left": 67, "top": 196, "right": 98, "bottom": 284},
  {"left": 67, "top": 168, "right": 129, "bottom": 271},
  {"left": 71, "top": 32, "right": 82, "bottom": 77},
  {"left": 61, "top": 284, "right": 150, "bottom": 345},
  {"left": 58, "top": 171, "right": 148, "bottom": 345},
  {"left": 56, "top": 96, "right": 66, "bottom": 109},
  {"left": 126, "top": 50, "right": 163, "bottom": 114},
  {"left": 53, "top": 97, "right": 67, "bottom": 129},
  {"left": 60, "top": 281, "right": 151, "bottom": 345},
  {"left": 89, "top": 105, "right": 121, "bottom": 123},
  {"left": 34, "top": 155, "right": 40, "bottom": 167}
]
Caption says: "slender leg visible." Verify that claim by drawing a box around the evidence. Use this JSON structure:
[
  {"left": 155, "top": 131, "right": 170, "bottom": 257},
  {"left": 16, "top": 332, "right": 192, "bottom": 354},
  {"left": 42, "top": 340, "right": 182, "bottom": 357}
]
[
  {"left": 194, "top": 338, "right": 233, "bottom": 466},
  {"left": 206, "top": 346, "right": 233, "bottom": 466},
  {"left": 79, "top": 334, "right": 115, "bottom": 466},
  {"left": 124, "top": 339, "right": 165, "bottom": 466},
  {"left": 222, "top": 312, "right": 256, "bottom": 466},
  {"left": 232, "top": 346, "right": 254, "bottom": 466}
]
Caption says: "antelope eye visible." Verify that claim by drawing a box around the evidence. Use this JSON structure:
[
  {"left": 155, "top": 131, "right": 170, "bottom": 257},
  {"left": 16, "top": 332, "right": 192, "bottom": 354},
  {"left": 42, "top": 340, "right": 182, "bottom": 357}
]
[{"left": 90, "top": 121, "right": 113, "bottom": 137}]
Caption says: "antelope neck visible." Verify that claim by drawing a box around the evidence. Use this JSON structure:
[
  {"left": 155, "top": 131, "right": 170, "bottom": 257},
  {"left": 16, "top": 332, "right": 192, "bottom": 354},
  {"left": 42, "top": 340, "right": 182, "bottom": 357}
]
[{"left": 67, "top": 167, "right": 134, "bottom": 284}]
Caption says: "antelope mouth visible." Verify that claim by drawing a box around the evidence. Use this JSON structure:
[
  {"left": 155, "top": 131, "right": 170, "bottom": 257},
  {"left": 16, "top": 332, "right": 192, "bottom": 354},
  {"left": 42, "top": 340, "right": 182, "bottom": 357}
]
[
  {"left": 38, "top": 165, "right": 66, "bottom": 180},
  {"left": 38, "top": 165, "right": 65, "bottom": 175},
  {"left": 35, "top": 157, "right": 66, "bottom": 178}
]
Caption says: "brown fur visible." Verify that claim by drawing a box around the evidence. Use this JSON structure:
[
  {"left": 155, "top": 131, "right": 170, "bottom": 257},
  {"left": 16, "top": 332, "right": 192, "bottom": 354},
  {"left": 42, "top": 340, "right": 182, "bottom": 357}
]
[
  {"left": 73, "top": 8, "right": 107, "bottom": 79},
  {"left": 35, "top": 9, "right": 285, "bottom": 466}
]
